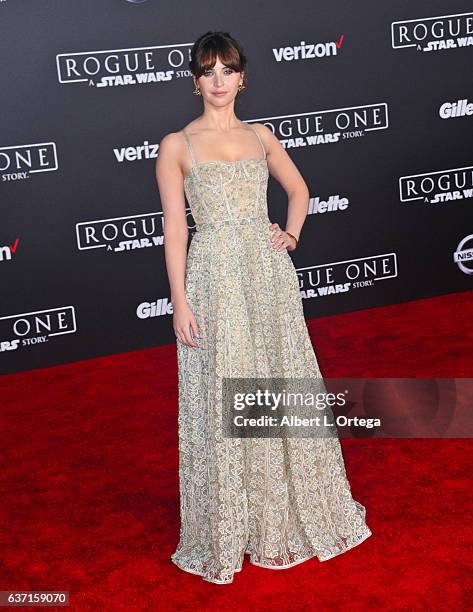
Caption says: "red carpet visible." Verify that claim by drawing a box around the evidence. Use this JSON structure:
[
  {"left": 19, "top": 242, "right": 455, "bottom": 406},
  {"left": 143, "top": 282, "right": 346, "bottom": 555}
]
[{"left": 1, "top": 290, "right": 472, "bottom": 611}]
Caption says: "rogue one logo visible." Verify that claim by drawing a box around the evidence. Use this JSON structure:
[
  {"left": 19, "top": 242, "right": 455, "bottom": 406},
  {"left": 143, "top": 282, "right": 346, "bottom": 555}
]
[
  {"left": 56, "top": 42, "right": 193, "bottom": 87},
  {"left": 399, "top": 166, "right": 473, "bottom": 204},
  {"left": 0, "top": 306, "right": 77, "bottom": 353},
  {"left": 0, "top": 142, "right": 58, "bottom": 182},
  {"left": 391, "top": 11, "right": 473, "bottom": 52}
]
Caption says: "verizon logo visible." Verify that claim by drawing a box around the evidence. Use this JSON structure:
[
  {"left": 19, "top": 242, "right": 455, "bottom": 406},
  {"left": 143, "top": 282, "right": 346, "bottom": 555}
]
[
  {"left": 113, "top": 140, "right": 159, "bottom": 163},
  {"left": 0, "top": 238, "right": 20, "bottom": 261},
  {"left": 272, "top": 35, "right": 346, "bottom": 61}
]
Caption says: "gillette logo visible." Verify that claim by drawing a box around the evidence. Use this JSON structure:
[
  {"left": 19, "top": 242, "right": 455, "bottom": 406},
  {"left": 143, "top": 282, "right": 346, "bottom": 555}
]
[{"left": 308, "top": 195, "right": 349, "bottom": 214}]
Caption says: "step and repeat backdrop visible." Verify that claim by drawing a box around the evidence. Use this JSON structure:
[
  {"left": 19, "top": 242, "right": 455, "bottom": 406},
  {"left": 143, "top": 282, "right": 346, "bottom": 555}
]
[{"left": 1, "top": 1, "right": 472, "bottom": 374}]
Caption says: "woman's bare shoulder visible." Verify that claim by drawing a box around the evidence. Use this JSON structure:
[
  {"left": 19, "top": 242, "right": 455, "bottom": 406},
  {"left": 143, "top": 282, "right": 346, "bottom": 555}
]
[
  {"left": 157, "top": 129, "right": 188, "bottom": 166},
  {"left": 159, "top": 129, "right": 183, "bottom": 148},
  {"left": 249, "top": 122, "right": 279, "bottom": 153},
  {"left": 250, "top": 122, "right": 273, "bottom": 137},
  {"left": 159, "top": 121, "right": 200, "bottom": 151}
]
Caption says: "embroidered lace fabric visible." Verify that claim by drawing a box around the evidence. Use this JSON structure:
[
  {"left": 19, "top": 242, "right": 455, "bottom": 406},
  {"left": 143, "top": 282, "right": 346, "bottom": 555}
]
[{"left": 172, "top": 125, "right": 372, "bottom": 584}]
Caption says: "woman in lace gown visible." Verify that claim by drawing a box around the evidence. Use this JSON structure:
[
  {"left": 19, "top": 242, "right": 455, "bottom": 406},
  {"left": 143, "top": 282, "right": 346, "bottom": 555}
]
[{"left": 155, "top": 31, "right": 372, "bottom": 584}]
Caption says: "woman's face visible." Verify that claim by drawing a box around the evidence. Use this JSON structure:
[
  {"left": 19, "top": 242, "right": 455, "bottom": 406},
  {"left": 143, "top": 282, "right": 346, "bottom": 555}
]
[{"left": 194, "top": 56, "right": 242, "bottom": 105}]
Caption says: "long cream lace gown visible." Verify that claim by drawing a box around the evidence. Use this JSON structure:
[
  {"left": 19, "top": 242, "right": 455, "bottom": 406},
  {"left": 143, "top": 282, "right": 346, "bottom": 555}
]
[{"left": 171, "top": 124, "right": 372, "bottom": 584}]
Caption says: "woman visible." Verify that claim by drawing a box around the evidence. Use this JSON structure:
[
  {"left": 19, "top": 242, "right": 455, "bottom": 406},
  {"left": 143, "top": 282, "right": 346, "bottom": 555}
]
[{"left": 155, "top": 31, "right": 372, "bottom": 585}]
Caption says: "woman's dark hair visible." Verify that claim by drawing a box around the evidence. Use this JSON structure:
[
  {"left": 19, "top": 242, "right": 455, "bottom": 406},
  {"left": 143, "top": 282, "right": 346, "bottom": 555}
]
[{"left": 189, "top": 31, "right": 248, "bottom": 82}]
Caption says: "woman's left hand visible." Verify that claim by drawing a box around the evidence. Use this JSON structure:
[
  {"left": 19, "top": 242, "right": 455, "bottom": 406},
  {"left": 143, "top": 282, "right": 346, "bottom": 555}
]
[{"left": 269, "top": 222, "right": 297, "bottom": 252}]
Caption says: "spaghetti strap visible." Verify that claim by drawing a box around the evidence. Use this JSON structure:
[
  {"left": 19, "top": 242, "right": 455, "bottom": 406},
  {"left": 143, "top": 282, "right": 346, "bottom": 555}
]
[
  {"left": 247, "top": 123, "right": 267, "bottom": 160},
  {"left": 182, "top": 129, "right": 198, "bottom": 166}
]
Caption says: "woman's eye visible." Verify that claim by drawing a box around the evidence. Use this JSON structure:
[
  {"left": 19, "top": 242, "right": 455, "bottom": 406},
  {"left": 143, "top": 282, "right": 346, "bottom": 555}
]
[{"left": 203, "top": 68, "right": 234, "bottom": 77}]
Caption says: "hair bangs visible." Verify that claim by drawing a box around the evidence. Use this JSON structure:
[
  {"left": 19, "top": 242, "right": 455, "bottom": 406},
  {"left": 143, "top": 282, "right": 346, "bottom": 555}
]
[{"left": 190, "top": 31, "right": 247, "bottom": 78}]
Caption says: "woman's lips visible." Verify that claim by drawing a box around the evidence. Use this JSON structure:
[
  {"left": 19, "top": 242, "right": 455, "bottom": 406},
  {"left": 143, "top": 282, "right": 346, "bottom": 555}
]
[{"left": 213, "top": 91, "right": 227, "bottom": 96}]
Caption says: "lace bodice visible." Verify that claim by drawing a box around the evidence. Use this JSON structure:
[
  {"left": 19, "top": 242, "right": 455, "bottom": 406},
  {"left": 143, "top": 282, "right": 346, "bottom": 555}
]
[{"left": 182, "top": 126, "right": 270, "bottom": 229}]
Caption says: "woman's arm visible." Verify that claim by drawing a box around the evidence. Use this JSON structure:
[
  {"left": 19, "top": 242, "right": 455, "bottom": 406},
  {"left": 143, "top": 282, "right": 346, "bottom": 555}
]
[
  {"left": 155, "top": 133, "right": 199, "bottom": 347},
  {"left": 255, "top": 123, "right": 310, "bottom": 252},
  {"left": 155, "top": 132, "right": 189, "bottom": 305}
]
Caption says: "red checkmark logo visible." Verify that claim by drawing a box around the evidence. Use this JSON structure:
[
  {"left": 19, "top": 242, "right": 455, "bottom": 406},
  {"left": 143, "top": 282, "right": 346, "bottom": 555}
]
[
  {"left": 9, "top": 238, "right": 20, "bottom": 253},
  {"left": 336, "top": 34, "right": 345, "bottom": 49}
]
